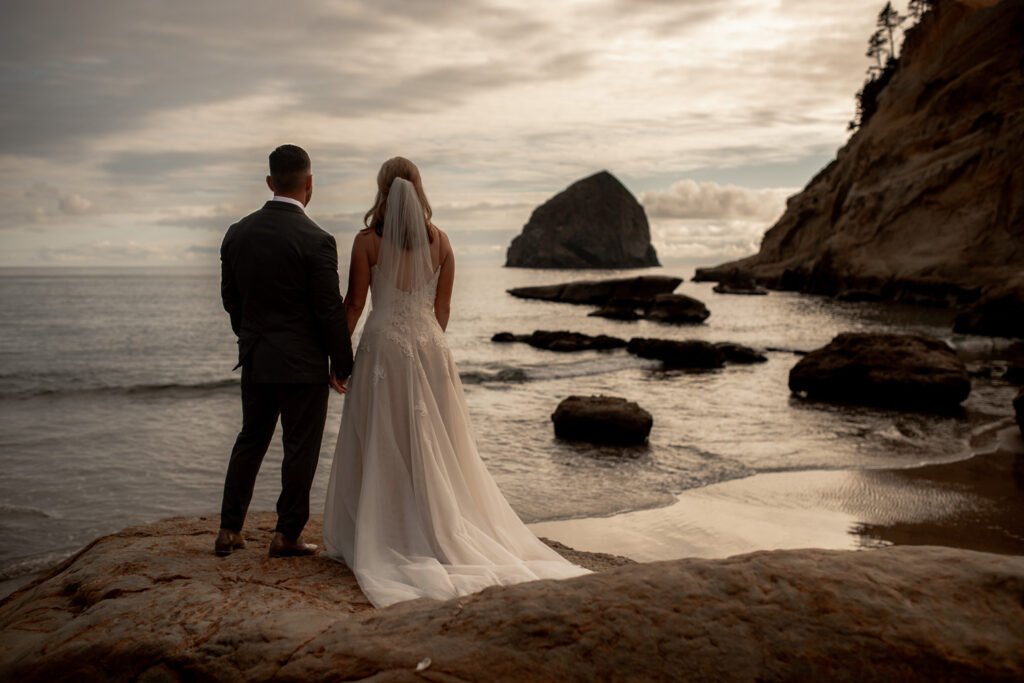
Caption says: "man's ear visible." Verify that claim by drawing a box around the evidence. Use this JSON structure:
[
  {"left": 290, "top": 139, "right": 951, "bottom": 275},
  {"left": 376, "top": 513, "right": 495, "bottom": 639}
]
[{"left": 266, "top": 175, "right": 275, "bottom": 193}]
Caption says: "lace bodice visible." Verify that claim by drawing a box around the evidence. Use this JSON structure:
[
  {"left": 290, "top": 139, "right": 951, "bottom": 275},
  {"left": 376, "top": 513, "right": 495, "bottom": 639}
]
[{"left": 359, "top": 266, "right": 445, "bottom": 361}]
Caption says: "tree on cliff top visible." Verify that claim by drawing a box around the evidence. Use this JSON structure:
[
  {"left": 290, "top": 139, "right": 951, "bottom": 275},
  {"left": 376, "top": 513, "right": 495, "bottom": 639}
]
[
  {"left": 850, "top": 1, "right": 936, "bottom": 131},
  {"left": 877, "top": 2, "right": 903, "bottom": 57},
  {"left": 907, "top": 0, "right": 934, "bottom": 21}
]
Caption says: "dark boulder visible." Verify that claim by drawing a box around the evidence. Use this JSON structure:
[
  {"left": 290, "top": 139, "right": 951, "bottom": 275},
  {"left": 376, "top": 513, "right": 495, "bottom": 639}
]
[
  {"left": 627, "top": 338, "right": 725, "bottom": 369},
  {"left": 589, "top": 305, "right": 642, "bottom": 321},
  {"left": 508, "top": 276, "right": 681, "bottom": 305},
  {"left": 491, "top": 330, "right": 627, "bottom": 352},
  {"left": 789, "top": 333, "right": 971, "bottom": 409},
  {"left": 506, "top": 171, "right": 659, "bottom": 269},
  {"left": 711, "top": 271, "right": 767, "bottom": 296},
  {"left": 714, "top": 342, "right": 768, "bottom": 364},
  {"left": 1004, "top": 365, "right": 1024, "bottom": 384},
  {"left": 551, "top": 395, "right": 653, "bottom": 446},
  {"left": 643, "top": 294, "right": 710, "bottom": 324},
  {"left": 713, "top": 283, "right": 768, "bottom": 296},
  {"left": 953, "top": 281, "right": 1024, "bottom": 339}
]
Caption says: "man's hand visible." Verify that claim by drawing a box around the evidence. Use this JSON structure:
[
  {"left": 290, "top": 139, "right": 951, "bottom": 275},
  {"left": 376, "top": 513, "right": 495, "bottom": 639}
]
[{"left": 328, "top": 375, "right": 347, "bottom": 394}]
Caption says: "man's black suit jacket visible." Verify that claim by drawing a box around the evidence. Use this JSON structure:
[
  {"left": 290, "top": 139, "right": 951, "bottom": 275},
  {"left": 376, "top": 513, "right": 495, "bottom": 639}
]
[{"left": 220, "top": 201, "right": 353, "bottom": 383}]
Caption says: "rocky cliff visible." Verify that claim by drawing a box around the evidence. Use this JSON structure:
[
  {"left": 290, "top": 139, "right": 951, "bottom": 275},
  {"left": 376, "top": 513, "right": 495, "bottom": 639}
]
[
  {"left": 2, "top": 514, "right": 1023, "bottom": 681},
  {"left": 696, "top": 0, "right": 1024, "bottom": 310},
  {"left": 506, "top": 171, "right": 660, "bottom": 269}
]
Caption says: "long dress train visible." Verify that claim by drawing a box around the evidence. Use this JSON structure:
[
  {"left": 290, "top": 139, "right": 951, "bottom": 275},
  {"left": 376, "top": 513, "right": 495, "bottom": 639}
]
[{"left": 323, "top": 182, "right": 589, "bottom": 608}]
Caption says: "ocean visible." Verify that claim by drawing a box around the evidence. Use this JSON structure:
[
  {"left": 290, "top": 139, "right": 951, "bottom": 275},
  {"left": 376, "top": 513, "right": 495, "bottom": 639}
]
[{"left": 0, "top": 262, "right": 1019, "bottom": 591}]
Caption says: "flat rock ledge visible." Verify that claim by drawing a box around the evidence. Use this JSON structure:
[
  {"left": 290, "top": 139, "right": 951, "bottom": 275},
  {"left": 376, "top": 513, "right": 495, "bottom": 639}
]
[
  {"left": 508, "top": 275, "right": 682, "bottom": 305},
  {"left": 2, "top": 516, "right": 1023, "bottom": 682},
  {"left": 626, "top": 338, "right": 767, "bottom": 369},
  {"left": 492, "top": 330, "right": 627, "bottom": 352}
]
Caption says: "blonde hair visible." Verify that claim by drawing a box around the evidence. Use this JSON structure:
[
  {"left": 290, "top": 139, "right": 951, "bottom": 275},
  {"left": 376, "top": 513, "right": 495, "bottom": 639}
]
[{"left": 363, "top": 157, "right": 434, "bottom": 242}]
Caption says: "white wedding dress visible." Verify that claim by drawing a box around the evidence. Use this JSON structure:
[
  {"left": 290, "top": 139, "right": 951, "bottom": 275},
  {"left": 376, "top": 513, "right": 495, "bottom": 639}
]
[{"left": 323, "top": 179, "right": 590, "bottom": 608}]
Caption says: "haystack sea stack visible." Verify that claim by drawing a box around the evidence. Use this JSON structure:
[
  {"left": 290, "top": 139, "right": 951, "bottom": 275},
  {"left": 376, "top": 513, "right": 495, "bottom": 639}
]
[
  {"left": 506, "top": 171, "right": 660, "bottom": 269},
  {"left": 695, "top": 0, "right": 1024, "bottom": 309}
]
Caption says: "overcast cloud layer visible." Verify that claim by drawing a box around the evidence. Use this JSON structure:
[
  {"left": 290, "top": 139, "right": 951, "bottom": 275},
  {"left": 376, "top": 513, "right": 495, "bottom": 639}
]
[{"left": 0, "top": 0, "right": 906, "bottom": 267}]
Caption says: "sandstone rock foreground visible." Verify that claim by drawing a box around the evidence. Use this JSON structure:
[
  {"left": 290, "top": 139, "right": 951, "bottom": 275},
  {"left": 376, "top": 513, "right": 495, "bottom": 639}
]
[{"left": 2, "top": 515, "right": 1023, "bottom": 682}]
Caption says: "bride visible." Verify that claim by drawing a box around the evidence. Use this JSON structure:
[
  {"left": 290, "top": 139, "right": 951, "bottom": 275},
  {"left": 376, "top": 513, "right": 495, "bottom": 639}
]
[{"left": 323, "top": 157, "right": 590, "bottom": 608}]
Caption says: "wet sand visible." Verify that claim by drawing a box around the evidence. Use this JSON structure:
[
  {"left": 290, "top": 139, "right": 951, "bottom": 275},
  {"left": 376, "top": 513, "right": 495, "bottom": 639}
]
[{"left": 531, "top": 425, "right": 1024, "bottom": 562}]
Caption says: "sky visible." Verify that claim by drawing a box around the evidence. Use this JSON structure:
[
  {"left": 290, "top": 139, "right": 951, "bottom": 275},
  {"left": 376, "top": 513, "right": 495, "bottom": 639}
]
[{"left": 0, "top": 0, "right": 910, "bottom": 268}]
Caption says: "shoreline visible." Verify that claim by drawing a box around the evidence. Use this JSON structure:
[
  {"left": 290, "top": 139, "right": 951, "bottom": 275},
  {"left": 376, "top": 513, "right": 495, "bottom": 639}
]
[
  {"left": 531, "top": 424, "right": 1024, "bottom": 562},
  {"left": 2, "top": 424, "right": 1020, "bottom": 602}
]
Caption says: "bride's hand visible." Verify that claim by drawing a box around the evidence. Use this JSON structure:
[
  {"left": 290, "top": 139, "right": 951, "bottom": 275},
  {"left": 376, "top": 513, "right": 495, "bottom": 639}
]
[{"left": 328, "top": 376, "right": 348, "bottom": 394}]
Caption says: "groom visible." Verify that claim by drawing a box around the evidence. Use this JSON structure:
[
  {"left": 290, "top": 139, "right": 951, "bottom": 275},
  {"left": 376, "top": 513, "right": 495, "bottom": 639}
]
[{"left": 216, "top": 144, "right": 353, "bottom": 558}]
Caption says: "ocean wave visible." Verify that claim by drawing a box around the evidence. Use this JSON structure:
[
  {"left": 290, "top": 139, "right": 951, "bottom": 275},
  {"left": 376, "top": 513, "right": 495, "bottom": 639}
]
[
  {"left": 460, "top": 355, "right": 654, "bottom": 386},
  {"left": 0, "top": 550, "right": 74, "bottom": 583},
  {"left": 0, "top": 504, "right": 53, "bottom": 519},
  {"left": 0, "top": 378, "right": 239, "bottom": 400}
]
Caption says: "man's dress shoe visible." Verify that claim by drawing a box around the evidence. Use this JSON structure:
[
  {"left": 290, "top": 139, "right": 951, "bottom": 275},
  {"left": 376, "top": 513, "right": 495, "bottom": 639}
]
[
  {"left": 214, "top": 528, "right": 246, "bottom": 557},
  {"left": 268, "top": 532, "right": 318, "bottom": 558}
]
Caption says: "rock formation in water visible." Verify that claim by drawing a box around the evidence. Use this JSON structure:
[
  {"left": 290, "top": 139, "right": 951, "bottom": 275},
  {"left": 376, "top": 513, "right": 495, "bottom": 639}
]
[
  {"left": 491, "top": 330, "right": 627, "bottom": 352},
  {"left": 642, "top": 293, "right": 711, "bottom": 324},
  {"left": 789, "top": 333, "right": 971, "bottom": 409},
  {"left": 626, "top": 338, "right": 727, "bottom": 369},
  {"left": 506, "top": 171, "right": 660, "bottom": 269},
  {"left": 2, "top": 515, "right": 1023, "bottom": 682},
  {"left": 953, "top": 274, "right": 1024, "bottom": 338},
  {"left": 551, "top": 395, "right": 653, "bottom": 446},
  {"left": 508, "top": 275, "right": 681, "bottom": 304},
  {"left": 695, "top": 0, "right": 1024, "bottom": 321}
]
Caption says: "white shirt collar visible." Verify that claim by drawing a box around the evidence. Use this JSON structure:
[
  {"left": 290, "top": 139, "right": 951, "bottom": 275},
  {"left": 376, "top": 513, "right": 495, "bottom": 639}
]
[{"left": 271, "top": 195, "right": 306, "bottom": 212}]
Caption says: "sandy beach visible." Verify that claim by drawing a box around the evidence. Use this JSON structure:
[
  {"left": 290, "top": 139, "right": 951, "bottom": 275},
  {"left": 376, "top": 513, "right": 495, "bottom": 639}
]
[{"left": 532, "top": 423, "right": 1024, "bottom": 562}]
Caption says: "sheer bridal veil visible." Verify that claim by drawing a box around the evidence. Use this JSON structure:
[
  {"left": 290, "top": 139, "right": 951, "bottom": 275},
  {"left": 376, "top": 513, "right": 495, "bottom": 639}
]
[{"left": 376, "top": 177, "right": 434, "bottom": 293}]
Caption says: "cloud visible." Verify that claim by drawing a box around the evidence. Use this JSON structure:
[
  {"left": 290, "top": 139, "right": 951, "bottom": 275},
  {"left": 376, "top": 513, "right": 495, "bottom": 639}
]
[
  {"left": 641, "top": 180, "right": 794, "bottom": 221},
  {"left": 58, "top": 193, "right": 95, "bottom": 215},
  {"left": 35, "top": 240, "right": 174, "bottom": 263},
  {"left": 0, "top": 0, "right": 905, "bottom": 266},
  {"left": 155, "top": 203, "right": 249, "bottom": 231}
]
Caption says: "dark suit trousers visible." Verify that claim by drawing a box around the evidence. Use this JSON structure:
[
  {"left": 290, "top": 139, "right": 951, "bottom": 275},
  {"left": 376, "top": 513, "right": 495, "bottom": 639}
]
[{"left": 219, "top": 376, "right": 329, "bottom": 540}]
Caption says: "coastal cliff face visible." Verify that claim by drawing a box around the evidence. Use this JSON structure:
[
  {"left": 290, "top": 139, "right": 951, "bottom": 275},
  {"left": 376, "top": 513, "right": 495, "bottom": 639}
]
[
  {"left": 696, "top": 0, "right": 1024, "bottom": 307},
  {"left": 2, "top": 514, "right": 1023, "bottom": 681},
  {"left": 506, "top": 171, "right": 660, "bottom": 269}
]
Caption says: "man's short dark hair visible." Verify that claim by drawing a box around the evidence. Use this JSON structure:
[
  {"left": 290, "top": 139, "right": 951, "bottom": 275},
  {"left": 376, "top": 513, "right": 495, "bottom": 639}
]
[{"left": 269, "top": 145, "right": 311, "bottom": 192}]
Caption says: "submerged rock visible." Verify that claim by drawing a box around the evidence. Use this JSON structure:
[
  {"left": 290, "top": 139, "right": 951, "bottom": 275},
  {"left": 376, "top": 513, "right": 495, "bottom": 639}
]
[
  {"left": 789, "top": 333, "right": 971, "bottom": 409},
  {"left": 711, "top": 271, "right": 768, "bottom": 296},
  {"left": 714, "top": 342, "right": 768, "bottom": 364},
  {"left": 505, "top": 171, "right": 659, "bottom": 269},
  {"left": 551, "top": 395, "right": 653, "bottom": 445},
  {"left": 953, "top": 279, "right": 1024, "bottom": 339},
  {"left": 643, "top": 293, "right": 711, "bottom": 324},
  {"left": 508, "top": 275, "right": 681, "bottom": 305},
  {"left": 491, "top": 330, "right": 627, "bottom": 352},
  {"left": 588, "top": 304, "right": 642, "bottom": 321},
  {"left": 627, "top": 338, "right": 726, "bottom": 369},
  {"left": 713, "top": 282, "right": 768, "bottom": 296},
  {"left": 2, "top": 515, "right": 1022, "bottom": 682}
]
